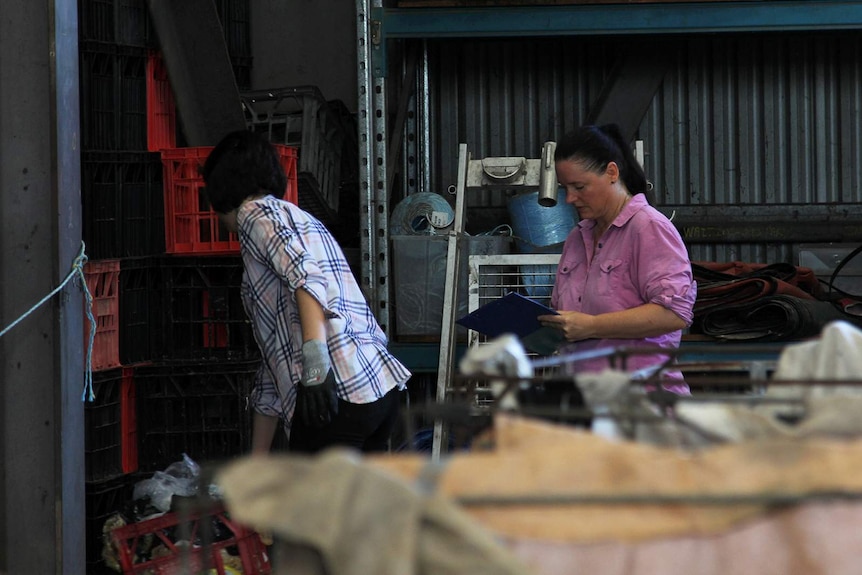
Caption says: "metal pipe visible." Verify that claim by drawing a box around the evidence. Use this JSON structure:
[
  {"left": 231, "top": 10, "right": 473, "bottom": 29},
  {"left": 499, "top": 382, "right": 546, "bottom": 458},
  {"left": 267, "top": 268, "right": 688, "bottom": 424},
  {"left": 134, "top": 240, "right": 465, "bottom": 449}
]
[{"left": 537, "top": 141, "right": 557, "bottom": 207}]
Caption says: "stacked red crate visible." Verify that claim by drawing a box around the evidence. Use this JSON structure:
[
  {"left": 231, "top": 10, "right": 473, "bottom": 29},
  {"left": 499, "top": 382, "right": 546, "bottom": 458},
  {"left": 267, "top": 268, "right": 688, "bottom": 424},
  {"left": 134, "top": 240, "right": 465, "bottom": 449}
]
[
  {"left": 84, "top": 259, "right": 121, "bottom": 371},
  {"left": 145, "top": 51, "right": 177, "bottom": 152},
  {"left": 161, "top": 145, "right": 298, "bottom": 255}
]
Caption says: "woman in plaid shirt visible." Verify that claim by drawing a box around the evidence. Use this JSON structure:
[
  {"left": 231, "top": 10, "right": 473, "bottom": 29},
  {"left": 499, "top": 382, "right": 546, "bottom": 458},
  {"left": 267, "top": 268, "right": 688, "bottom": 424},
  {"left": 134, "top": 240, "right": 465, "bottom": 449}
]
[{"left": 202, "top": 130, "right": 411, "bottom": 454}]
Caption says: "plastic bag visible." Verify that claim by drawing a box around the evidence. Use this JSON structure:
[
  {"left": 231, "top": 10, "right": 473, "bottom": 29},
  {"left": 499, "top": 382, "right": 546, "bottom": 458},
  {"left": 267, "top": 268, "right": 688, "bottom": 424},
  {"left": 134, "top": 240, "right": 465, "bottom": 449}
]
[{"left": 132, "top": 453, "right": 201, "bottom": 513}]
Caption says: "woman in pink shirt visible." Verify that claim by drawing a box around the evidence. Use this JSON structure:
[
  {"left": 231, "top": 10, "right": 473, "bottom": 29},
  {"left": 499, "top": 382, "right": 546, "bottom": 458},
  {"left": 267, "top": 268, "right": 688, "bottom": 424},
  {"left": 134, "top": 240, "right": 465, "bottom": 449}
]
[{"left": 538, "top": 124, "right": 697, "bottom": 392}]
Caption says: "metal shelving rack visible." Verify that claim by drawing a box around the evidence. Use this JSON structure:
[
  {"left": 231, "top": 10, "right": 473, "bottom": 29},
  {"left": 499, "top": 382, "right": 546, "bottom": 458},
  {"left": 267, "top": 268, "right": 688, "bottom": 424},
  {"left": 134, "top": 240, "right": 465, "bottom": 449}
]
[{"left": 356, "top": 0, "right": 862, "bottom": 334}]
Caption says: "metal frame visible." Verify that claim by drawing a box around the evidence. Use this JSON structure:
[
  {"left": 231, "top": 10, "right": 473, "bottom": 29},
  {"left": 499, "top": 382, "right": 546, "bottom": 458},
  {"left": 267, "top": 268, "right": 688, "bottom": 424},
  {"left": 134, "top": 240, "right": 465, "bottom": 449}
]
[
  {"left": 357, "top": 0, "right": 862, "bottom": 331},
  {"left": 356, "top": 0, "right": 392, "bottom": 331},
  {"left": 431, "top": 144, "right": 557, "bottom": 458}
]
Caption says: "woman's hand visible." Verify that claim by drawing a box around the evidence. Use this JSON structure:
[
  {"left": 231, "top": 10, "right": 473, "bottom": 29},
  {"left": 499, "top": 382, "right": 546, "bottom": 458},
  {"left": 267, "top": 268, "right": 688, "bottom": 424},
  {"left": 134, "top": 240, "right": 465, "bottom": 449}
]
[
  {"left": 538, "top": 311, "right": 596, "bottom": 342},
  {"left": 540, "top": 304, "right": 687, "bottom": 342}
]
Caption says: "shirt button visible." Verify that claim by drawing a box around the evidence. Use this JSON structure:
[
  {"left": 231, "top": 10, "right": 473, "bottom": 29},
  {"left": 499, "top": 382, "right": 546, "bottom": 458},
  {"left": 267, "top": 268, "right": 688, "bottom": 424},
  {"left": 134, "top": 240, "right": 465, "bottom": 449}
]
[
  {"left": 578, "top": 296, "right": 581, "bottom": 302},
  {"left": 598, "top": 243, "right": 603, "bottom": 248}
]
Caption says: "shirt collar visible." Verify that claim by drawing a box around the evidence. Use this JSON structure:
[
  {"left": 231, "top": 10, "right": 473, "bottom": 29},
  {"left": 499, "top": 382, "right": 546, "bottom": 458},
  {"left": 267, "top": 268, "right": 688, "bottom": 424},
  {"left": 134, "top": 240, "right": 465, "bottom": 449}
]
[{"left": 576, "top": 192, "right": 648, "bottom": 231}]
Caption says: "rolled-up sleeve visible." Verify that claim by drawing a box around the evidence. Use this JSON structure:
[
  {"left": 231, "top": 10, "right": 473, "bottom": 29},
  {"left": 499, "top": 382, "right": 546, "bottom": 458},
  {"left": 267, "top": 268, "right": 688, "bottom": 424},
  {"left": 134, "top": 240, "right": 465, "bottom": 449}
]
[
  {"left": 243, "top": 203, "right": 331, "bottom": 311},
  {"left": 640, "top": 220, "right": 697, "bottom": 326},
  {"left": 653, "top": 279, "right": 697, "bottom": 325}
]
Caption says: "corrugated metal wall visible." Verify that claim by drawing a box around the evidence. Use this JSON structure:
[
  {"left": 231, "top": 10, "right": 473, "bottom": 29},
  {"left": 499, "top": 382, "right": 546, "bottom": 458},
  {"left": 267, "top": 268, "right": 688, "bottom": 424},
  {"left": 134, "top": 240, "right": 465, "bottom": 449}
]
[
  {"left": 427, "top": 37, "right": 617, "bottom": 202},
  {"left": 644, "top": 33, "right": 862, "bottom": 207},
  {"left": 423, "top": 32, "right": 862, "bottom": 264}
]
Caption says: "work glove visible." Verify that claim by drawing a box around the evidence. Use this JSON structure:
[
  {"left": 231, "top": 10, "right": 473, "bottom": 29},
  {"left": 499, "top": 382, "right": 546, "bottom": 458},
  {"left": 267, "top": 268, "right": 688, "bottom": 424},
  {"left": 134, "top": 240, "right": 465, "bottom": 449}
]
[{"left": 298, "top": 339, "right": 339, "bottom": 428}]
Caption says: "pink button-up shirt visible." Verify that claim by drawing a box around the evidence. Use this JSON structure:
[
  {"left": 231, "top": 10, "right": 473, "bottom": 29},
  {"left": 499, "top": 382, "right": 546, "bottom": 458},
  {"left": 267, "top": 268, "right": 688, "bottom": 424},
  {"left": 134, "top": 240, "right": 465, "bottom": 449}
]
[{"left": 551, "top": 194, "right": 696, "bottom": 390}]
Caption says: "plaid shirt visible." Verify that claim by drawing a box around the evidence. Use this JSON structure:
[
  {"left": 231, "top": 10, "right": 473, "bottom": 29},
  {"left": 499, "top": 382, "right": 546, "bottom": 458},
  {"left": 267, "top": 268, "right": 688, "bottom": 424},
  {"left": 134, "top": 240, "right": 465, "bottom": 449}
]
[{"left": 237, "top": 196, "right": 410, "bottom": 425}]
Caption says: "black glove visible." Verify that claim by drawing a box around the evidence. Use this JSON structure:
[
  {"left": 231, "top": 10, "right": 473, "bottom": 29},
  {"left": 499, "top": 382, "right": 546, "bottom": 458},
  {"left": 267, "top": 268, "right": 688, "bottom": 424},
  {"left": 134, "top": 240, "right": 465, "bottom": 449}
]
[{"left": 298, "top": 340, "right": 339, "bottom": 428}]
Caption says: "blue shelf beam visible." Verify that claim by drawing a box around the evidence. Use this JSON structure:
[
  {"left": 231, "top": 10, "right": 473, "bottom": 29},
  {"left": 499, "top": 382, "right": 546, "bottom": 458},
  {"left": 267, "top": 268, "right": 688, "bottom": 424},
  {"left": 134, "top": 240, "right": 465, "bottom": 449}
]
[{"left": 374, "top": 1, "right": 862, "bottom": 40}]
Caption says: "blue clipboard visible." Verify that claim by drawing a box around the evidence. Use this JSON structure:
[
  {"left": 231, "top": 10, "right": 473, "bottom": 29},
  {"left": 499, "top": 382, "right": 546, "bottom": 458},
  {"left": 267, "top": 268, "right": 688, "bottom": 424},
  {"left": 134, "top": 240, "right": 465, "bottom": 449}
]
[{"left": 456, "top": 292, "right": 565, "bottom": 355}]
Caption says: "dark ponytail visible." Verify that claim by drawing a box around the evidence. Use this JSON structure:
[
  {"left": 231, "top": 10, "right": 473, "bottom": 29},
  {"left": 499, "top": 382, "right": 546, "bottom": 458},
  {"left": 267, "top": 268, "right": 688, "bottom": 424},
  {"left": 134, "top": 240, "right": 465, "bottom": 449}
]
[{"left": 554, "top": 123, "right": 654, "bottom": 205}]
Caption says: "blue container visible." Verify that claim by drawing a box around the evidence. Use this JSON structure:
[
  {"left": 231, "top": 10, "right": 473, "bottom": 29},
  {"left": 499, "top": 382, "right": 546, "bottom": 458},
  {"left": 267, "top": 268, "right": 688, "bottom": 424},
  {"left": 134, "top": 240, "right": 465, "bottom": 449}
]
[
  {"left": 507, "top": 190, "right": 576, "bottom": 299},
  {"left": 507, "top": 189, "right": 577, "bottom": 254}
]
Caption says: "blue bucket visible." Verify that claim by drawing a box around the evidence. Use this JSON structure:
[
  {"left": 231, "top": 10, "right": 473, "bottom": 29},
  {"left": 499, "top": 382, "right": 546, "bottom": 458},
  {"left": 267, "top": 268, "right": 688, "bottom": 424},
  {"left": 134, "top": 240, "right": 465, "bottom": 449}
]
[
  {"left": 507, "top": 189, "right": 577, "bottom": 254},
  {"left": 507, "top": 190, "right": 577, "bottom": 300}
]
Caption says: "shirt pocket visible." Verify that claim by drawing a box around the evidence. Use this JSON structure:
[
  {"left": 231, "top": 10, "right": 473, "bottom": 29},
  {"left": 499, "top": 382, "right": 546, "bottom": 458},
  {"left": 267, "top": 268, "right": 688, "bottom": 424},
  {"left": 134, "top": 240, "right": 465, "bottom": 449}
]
[
  {"left": 555, "top": 257, "right": 585, "bottom": 309},
  {"left": 596, "top": 258, "right": 628, "bottom": 297}
]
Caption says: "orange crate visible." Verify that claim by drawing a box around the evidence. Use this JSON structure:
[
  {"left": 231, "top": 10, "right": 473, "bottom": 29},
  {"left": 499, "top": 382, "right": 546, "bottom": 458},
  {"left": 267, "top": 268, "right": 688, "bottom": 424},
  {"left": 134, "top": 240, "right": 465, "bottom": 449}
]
[
  {"left": 84, "top": 259, "right": 121, "bottom": 371},
  {"left": 161, "top": 145, "right": 298, "bottom": 255},
  {"left": 146, "top": 51, "right": 176, "bottom": 152},
  {"left": 110, "top": 502, "right": 271, "bottom": 575}
]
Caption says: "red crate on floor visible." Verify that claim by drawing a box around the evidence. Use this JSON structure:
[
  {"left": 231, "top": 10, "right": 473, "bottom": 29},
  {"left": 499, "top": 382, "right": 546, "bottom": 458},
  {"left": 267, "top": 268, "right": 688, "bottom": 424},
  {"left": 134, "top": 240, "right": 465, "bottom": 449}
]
[
  {"left": 110, "top": 501, "right": 271, "bottom": 574},
  {"left": 84, "top": 259, "right": 121, "bottom": 371},
  {"left": 161, "top": 145, "right": 298, "bottom": 255},
  {"left": 146, "top": 51, "right": 176, "bottom": 152}
]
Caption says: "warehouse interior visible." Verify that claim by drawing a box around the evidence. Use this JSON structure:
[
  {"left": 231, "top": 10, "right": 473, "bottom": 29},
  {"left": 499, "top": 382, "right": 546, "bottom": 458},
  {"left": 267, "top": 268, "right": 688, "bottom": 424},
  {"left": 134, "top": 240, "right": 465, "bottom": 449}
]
[{"left": 5, "top": 0, "right": 862, "bottom": 573}]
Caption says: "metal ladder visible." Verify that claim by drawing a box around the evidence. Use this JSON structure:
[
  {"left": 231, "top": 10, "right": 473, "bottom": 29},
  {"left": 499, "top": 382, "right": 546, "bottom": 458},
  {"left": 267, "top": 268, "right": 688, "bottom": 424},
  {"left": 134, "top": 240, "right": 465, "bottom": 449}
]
[{"left": 431, "top": 142, "right": 558, "bottom": 459}]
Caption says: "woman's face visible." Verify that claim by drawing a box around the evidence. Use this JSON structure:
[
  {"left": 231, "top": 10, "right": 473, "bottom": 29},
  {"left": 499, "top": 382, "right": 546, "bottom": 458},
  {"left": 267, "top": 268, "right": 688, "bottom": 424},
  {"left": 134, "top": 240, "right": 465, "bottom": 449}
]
[{"left": 556, "top": 158, "right": 620, "bottom": 223}]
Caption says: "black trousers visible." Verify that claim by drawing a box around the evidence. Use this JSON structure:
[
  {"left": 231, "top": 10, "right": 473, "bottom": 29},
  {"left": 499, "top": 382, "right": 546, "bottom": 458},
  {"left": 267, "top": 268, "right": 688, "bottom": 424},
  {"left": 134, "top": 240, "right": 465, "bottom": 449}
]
[{"left": 288, "top": 386, "right": 402, "bottom": 454}]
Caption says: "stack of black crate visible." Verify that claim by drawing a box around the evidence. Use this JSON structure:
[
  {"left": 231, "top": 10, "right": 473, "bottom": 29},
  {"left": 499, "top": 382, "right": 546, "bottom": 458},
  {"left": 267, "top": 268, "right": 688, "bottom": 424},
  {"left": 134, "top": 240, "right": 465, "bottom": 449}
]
[{"left": 78, "top": 1, "right": 255, "bottom": 573}]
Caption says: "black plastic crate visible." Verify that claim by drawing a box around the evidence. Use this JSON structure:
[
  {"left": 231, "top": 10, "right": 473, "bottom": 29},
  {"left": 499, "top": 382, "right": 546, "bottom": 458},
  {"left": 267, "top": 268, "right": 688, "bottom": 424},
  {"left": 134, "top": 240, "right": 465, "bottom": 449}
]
[
  {"left": 215, "top": 0, "right": 251, "bottom": 59},
  {"left": 86, "top": 369, "right": 124, "bottom": 482},
  {"left": 86, "top": 368, "right": 137, "bottom": 482},
  {"left": 241, "top": 86, "right": 346, "bottom": 213},
  {"left": 232, "top": 55, "right": 253, "bottom": 91},
  {"left": 121, "top": 156, "right": 165, "bottom": 256},
  {"left": 82, "top": 151, "right": 164, "bottom": 260},
  {"left": 118, "top": 51, "right": 148, "bottom": 150},
  {"left": 80, "top": 45, "right": 116, "bottom": 152},
  {"left": 80, "top": 43, "right": 148, "bottom": 151},
  {"left": 119, "top": 257, "right": 162, "bottom": 365},
  {"left": 156, "top": 256, "right": 259, "bottom": 362},
  {"left": 85, "top": 473, "right": 137, "bottom": 573},
  {"left": 79, "top": 0, "right": 153, "bottom": 48},
  {"left": 135, "top": 360, "right": 257, "bottom": 472}
]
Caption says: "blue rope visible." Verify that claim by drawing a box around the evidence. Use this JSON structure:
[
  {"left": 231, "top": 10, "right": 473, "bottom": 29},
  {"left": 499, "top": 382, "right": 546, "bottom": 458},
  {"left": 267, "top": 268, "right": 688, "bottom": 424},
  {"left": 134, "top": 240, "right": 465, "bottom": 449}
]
[{"left": 0, "top": 241, "right": 97, "bottom": 401}]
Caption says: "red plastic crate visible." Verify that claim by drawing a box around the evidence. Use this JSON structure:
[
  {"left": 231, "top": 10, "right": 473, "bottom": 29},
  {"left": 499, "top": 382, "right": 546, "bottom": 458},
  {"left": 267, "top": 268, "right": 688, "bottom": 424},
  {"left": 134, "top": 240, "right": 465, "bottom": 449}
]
[
  {"left": 120, "top": 367, "right": 138, "bottom": 473},
  {"left": 85, "top": 366, "right": 138, "bottom": 481},
  {"left": 161, "top": 145, "right": 298, "bottom": 255},
  {"left": 110, "top": 502, "right": 271, "bottom": 574},
  {"left": 146, "top": 51, "right": 176, "bottom": 152},
  {"left": 84, "top": 259, "right": 121, "bottom": 371}
]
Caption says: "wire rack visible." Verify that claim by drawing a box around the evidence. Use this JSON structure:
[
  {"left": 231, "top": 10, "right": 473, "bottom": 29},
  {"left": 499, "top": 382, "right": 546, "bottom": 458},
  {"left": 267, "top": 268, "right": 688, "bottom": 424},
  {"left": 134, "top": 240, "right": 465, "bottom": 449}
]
[
  {"left": 467, "top": 253, "right": 560, "bottom": 316},
  {"left": 462, "top": 253, "right": 562, "bottom": 403}
]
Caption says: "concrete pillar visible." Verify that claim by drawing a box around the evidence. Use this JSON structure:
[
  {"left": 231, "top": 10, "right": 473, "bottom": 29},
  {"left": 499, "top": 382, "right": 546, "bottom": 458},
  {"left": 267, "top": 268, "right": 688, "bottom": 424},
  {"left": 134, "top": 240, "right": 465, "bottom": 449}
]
[{"left": 0, "top": 0, "right": 85, "bottom": 572}]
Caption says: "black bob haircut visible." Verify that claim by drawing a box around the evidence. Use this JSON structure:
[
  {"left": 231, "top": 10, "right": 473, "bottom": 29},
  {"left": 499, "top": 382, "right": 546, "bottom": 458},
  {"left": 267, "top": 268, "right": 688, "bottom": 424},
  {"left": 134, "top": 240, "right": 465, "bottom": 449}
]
[{"left": 201, "top": 130, "right": 287, "bottom": 214}]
